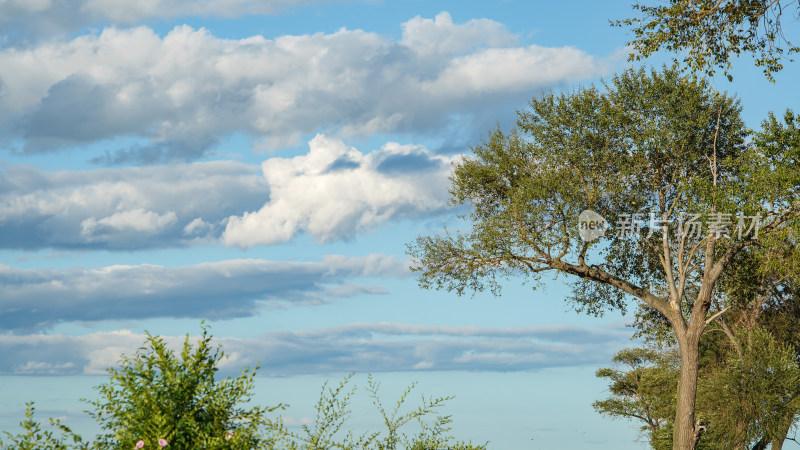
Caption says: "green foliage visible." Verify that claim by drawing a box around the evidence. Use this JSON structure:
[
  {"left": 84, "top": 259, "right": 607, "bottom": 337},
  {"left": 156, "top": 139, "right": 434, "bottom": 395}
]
[
  {"left": 697, "top": 326, "right": 800, "bottom": 448},
  {"left": 620, "top": 252, "right": 800, "bottom": 448},
  {"left": 0, "top": 403, "right": 89, "bottom": 450},
  {"left": 408, "top": 64, "right": 800, "bottom": 448},
  {"left": 408, "top": 65, "right": 748, "bottom": 313},
  {"left": 593, "top": 347, "right": 679, "bottom": 444},
  {"left": 614, "top": 0, "right": 800, "bottom": 81},
  {"left": 747, "top": 109, "right": 800, "bottom": 281},
  {"left": 599, "top": 324, "right": 800, "bottom": 449},
  {"left": 272, "top": 374, "right": 488, "bottom": 450},
  {"left": 85, "top": 325, "right": 284, "bottom": 449}
]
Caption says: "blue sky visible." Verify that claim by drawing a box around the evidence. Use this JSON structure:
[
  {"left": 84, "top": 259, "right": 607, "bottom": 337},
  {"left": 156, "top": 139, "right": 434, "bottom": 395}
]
[{"left": 1, "top": 1, "right": 798, "bottom": 448}]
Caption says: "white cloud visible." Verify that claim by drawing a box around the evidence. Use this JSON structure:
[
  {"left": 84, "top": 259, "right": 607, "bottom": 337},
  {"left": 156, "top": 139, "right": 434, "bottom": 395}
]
[
  {"left": 400, "top": 12, "right": 517, "bottom": 57},
  {"left": 279, "top": 416, "right": 315, "bottom": 427},
  {"left": 0, "top": 255, "right": 407, "bottom": 331},
  {"left": 222, "top": 134, "right": 457, "bottom": 247},
  {"left": 15, "top": 360, "right": 76, "bottom": 374},
  {"left": 0, "top": 322, "right": 631, "bottom": 376},
  {"left": 183, "top": 217, "right": 214, "bottom": 236},
  {"left": 80, "top": 209, "right": 178, "bottom": 240},
  {"left": 0, "top": 14, "right": 608, "bottom": 159},
  {"left": 0, "top": 135, "right": 457, "bottom": 249},
  {"left": 424, "top": 45, "right": 602, "bottom": 99},
  {"left": 0, "top": 135, "right": 460, "bottom": 250},
  {"left": 0, "top": 160, "right": 267, "bottom": 249}
]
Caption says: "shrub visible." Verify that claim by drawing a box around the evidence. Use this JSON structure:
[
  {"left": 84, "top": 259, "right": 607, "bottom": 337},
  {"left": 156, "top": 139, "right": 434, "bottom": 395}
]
[{"left": 85, "top": 325, "right": 283, "bottom": 449}]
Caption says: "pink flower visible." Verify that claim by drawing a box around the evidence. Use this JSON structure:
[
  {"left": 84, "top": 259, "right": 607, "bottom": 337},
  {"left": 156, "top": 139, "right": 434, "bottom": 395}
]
[
  {"left": 225, "top": 431, "right": 234, "bottom": 440},
  {"left": 158, "top": 438, "right": 168, "bottom": 447},
  {"left": 135, "top": 441, "right": 145, "bottom": 448}
]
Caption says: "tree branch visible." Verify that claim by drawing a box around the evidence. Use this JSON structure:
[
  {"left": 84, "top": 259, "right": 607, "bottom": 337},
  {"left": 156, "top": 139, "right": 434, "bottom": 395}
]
[{"left": 705, "top": 306, "right": 730, "bottom": 326}]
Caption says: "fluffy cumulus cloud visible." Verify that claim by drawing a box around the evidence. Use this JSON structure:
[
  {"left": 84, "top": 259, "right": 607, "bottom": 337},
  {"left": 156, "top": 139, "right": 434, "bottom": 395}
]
[
  {"left": 0, "top": 323, "right": 631, "bottom": 375},
  {"left": 0, "top": 254, "right": 407, "bottom": 331},
  {"left": 0, "top": 160, "right": 268, "bottom": 249},
  {"left": 223, "top": 134, "right": 456, "bottom": 247},
  {"left": 0, "top": 12, "right": 607, "bottom": 161}
]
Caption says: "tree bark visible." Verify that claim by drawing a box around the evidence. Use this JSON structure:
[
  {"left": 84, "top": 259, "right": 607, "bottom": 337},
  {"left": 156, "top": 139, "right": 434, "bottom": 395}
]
[
  {"left": 673, "top": 333, "right": 701, "bottom": 450},
  {"left": 770, "top": 416, "right": 793, "bottom": 450}
]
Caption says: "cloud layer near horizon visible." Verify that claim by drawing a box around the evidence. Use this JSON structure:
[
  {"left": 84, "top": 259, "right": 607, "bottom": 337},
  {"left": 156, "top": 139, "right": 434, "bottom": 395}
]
[
  {"left": 0, "top": 12, "right": 606, "bottom": 161},
  {"left": 0, "top": 323, "right": 631, "bottom": 375},
  {"left": 0, "top": 254, "right": 408, "bottom": 332}
]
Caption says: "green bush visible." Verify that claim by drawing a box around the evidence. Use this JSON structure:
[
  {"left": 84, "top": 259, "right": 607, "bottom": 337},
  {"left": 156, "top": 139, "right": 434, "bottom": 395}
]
[{"left": 85, "top": 326, "right": 283, "bottom": 449}]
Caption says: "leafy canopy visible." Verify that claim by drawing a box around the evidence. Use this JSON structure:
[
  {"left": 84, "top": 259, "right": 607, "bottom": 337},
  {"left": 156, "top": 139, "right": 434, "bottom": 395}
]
[
  {"left": 409, "top": 65, "right": 753, "bottom": 318},
  {"left": 615, "top": 0, "right": 800, "bottom": 81}
]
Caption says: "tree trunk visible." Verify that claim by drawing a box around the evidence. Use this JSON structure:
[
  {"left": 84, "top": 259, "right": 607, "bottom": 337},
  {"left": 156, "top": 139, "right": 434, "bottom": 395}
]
[
  {"left": 673, "top": 334, "right": 701, "bottom": 450},
  {"left": 770, "top": 416, "right": 793, "bottom": 450}
]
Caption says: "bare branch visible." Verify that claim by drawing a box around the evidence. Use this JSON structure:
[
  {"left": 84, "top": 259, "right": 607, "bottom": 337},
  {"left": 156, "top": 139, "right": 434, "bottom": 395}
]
[{"left": 705, "top": 306, "right": 730, "bottom": 326}]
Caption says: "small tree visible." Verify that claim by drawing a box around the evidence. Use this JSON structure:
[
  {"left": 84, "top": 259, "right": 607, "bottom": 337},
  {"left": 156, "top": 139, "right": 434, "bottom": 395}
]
[
  {"left": 85, "top": 326, "right": 284, "bottom": 449},
  {"left": 594, "top": 347, "right": 679, "bottom": 446}
]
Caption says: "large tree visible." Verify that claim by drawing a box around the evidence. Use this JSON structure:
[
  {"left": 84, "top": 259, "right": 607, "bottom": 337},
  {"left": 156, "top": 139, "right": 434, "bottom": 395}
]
[
  {"left": 615, "top": 0, "right": 800, "bottom": 81},
  {"left": 408, "top": 66, "right": 800, "bottom": 450}
]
